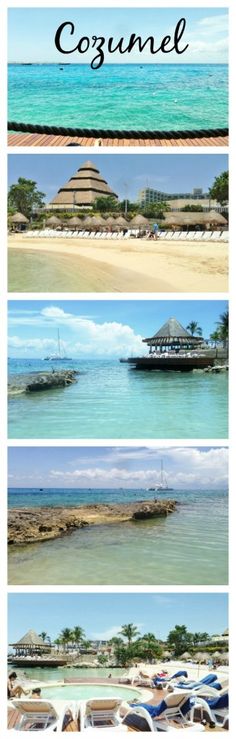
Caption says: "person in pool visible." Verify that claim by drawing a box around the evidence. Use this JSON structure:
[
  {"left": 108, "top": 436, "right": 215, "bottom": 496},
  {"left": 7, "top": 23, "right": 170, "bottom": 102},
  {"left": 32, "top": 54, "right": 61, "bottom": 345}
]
[
  {"left": 7, "top": 672, "right": 30, "bottom": 699},
  {"left": 30, "top": 688, "right": 41, "bottom": 698}
]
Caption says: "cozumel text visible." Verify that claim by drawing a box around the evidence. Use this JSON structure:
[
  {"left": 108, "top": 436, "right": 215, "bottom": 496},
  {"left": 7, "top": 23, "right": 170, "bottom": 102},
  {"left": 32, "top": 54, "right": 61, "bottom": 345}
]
[{"left": 54, "top": 18, "right": 189, "bottom": 70}]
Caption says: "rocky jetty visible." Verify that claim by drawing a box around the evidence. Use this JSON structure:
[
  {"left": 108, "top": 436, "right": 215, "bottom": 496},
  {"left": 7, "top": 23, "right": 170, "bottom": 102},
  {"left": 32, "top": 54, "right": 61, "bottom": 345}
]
[
  {"left": 8, "top": 499, "right": 177, "bottom": 545},
  {"left": 8, "top": 369, "right": 78, "bottom": 395}
]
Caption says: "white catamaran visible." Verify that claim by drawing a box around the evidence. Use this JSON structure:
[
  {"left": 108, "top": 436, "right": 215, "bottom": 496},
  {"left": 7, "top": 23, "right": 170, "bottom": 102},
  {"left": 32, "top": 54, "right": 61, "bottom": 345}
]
[
  {"left": 43, "top": 329, "right": 72, "bottom": 361},
  {"left": 148, "top": 460, "right": 173, "bottom": 492}
]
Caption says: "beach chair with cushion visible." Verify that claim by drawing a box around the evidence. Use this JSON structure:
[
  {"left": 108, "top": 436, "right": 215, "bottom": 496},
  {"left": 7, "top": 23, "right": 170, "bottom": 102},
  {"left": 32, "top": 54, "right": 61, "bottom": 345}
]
[
  {"left": 10, "top": 699, "right": 71, "bottom": 732},
  {"left": 174, "top": 673, "right": 218, "bottom": 690},
  {"left": 189, "top": 692, "right": 228, "bottom": 729},
  {"left": 80, "top": 697, "right": 124, "bottom": 730},
  {"left": 130, "top": 692, "right": 205, "bottom": 730},
  {"left": 153, "top": 670, "right": 188, "bottom": 687}
]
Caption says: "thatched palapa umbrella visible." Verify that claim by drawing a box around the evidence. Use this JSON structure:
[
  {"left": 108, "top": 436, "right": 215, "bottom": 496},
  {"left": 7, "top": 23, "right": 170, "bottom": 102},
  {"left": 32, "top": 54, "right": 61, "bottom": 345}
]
[
  {"left": 130, "top": 214, "right": 149, "bottom": 228},
  {"left": 180, "top": 652, "right": 192, "bottom": 660},
  {"left": 10, "top": 212, "right": 29, "bottom": 231},
  {"left": 68, "top": 216, "right": 83, "bottom": 229},
  {"left": 89, "top": 215, "right": 107, "bottom": 230},
  {"left": 45, "top": 215, "right": 62, "bottom": 229},
  {"left": 115, "top": 215, "right": 128, "bottom": 229}
]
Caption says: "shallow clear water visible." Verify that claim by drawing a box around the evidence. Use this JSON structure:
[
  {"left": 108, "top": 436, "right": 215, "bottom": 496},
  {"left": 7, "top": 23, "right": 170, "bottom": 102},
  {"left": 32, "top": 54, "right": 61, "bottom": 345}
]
[
  {"left": 40, "top": 683, "right": 141, "bottom": 701},
  {"left": 8, "top": 359, "right": 228, "bottom": 439},
  {"left": 8, "top": 488, "right": 228, "bottom": 585},
  {"left": 8, "top": 64, "right": 228, "bottom": 131},
  {"left": 10, "top": 667, "right": 124, "bottom": 683}
]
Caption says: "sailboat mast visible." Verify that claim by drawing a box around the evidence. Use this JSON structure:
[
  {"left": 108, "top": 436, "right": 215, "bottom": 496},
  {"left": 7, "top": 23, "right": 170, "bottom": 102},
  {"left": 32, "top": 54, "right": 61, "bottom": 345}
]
[
  {"left": 57, "top": 329, "right": 61, "bottom": 357},
  {"left": 161, "top": 459, "right": 163, "bottom": 485}
]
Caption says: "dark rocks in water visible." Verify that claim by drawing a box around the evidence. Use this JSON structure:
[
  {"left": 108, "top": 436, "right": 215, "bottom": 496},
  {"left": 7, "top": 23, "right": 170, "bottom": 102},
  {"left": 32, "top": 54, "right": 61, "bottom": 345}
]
[
  {"left": 8, "top": 499, "right": 177, "bottom": 546},
  {"left": 8, "top": 369, "right": 78, "bottom": 395}
]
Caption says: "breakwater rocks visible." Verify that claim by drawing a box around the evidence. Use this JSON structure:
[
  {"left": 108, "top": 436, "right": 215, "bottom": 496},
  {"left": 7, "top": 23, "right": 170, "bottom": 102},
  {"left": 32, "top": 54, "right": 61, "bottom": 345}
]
[
  {"left": 8, "top": 369, "right": 78, "bottom": 395},
  {"left": 8, "top": 499, "right": 177, "bottom": 545}
]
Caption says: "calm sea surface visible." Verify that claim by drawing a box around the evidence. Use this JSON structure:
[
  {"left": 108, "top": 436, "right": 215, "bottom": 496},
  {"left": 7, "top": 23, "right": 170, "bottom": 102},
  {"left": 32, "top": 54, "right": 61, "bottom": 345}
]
[
  {"left": 8, "top": 488, "right": 228, "bottom": 585},
  {"left": 8, "top": 358, "right": 228, "bottom": 439},
  {"left": 8, "top": 64, "right": 228, "bottom": 130}
]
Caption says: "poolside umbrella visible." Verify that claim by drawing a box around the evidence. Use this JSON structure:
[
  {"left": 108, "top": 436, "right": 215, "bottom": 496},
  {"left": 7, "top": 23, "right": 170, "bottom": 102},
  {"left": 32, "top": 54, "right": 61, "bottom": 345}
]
[
  {"left": 90, "top": 215, "right": 107, "bottom": 228},
  {"left": 115, "top": 215, "right": 128, "bottom": 228},
  {"left": 212, "top": 651, "right": 221, "bottom": 658},
  {"left": 83, "top": 215, "right": 94, "bottom": 229},
  {"left": 130, "top": 214, "right": 149, "bottom": 227},
  {"left": 163, "top": 650, "right": 172, "bottom": 658},
  {"left": 45, "top": 215, "right": 62, "bottom": 228},
  {"left": 180, "top": 652, "right": 192, "bottom": 660},
  {"left": 68, "top": 216, "right": 82, "bottom": 229}
]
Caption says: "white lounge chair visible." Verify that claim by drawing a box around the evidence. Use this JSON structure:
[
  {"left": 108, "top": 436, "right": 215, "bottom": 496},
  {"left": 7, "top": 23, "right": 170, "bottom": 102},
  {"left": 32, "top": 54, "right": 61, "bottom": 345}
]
[
  {"left": 79, "top": 697, "right": 126, "bottom": 730},
  {"left": 189, "top": 693, "right": 228, "bottom": 730},
  {"left": 129, "top": 692, "right": 205, "bottom": 731},
  {"left": 10, "top": 699, "right": 75, "bottom": 732}
]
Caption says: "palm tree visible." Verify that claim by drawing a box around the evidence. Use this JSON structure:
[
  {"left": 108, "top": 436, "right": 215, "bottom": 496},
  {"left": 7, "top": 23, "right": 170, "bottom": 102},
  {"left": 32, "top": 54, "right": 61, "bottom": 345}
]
[
  {"left": 216, "top": 310, "right": 229, "bottom": 344},
  {"left": 39, "top": 632, "right": 47, "bottom": 642},
  {"left": 81, "top": 640, "right": 92, "bottom": 652},
  {"left": 72, "top": 626, "right": 86, "bottom": 650},
  {"left": 119, "top": 623, "right": 140, "bottom": 647},
  {"left": 138, "top": 633, "right": 162, "bottom": 663},
  {"left": 59, "top": 628, "right": 74, "bottom": 652},
  {"left": 210, "top": 330, "right": 221, "bottom": 348},
  {"left": 186, "top": 321, "right": 202, "bottom": 337},
  {"left": 54, "top": 637, "right": 62, "bottom": 653}
]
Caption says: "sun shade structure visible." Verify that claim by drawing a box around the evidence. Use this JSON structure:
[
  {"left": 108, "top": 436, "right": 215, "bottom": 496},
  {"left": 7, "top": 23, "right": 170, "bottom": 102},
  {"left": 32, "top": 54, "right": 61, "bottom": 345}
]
[
  {"left": 143, "top": 317, "right": 204, "bottom": 352},
  {"left": 115, "top": 215, "right": 129, "bottom": 227},
  {"left": 162, "top": 211, "right": 227, "bottom": 228},
  {"left": 9, "top": 630, "right": 49, "bottom": 655},
  {"left": 130, "top": 214, "right": 149, "bottom": 226},
  {"left": 179, "top": 652, "right": 192, "bottom": 660},
  {"left": 10, "top": 212, "right": 29, "bottom": 224},
  {"left": 68, "top": 216, "right": 83, "bottom": 227},
  {"left": 45, "top": 215, "right": 62, "bottom": 227},
  {"left": 49, "top": 160, "right": 118, "bottom": 209}
]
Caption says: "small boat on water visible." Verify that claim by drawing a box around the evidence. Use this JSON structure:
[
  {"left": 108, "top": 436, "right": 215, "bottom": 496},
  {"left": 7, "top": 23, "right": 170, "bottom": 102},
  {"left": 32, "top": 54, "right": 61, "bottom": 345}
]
[
  {"left": 148, "top": 460, "right": 173, "bottom": 492},
  {"left": 43, "top": 330, "right": 72, "bottom": 361}
]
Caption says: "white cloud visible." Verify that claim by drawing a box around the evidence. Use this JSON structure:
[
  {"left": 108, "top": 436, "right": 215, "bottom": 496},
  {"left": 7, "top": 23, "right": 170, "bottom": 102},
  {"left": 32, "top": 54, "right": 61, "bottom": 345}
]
[{"left": 8, "top": 306, "right": 144, "bottom": 358}]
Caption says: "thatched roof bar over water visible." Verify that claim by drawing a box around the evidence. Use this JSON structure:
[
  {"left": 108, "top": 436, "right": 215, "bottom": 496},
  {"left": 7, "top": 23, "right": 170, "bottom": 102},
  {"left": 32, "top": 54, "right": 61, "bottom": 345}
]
[
  {"left": 10, "top": 630, "right": 46, "bottom": 649},
  {"left": 49, "top": 160, "right": 118, "bottom": 208},
  {"left": 143, "top": 317, "right": 204, "bottom": 349}
]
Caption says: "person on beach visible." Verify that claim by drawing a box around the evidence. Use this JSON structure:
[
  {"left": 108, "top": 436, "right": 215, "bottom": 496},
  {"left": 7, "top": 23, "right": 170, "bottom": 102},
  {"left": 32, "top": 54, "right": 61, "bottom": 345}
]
[
  {"left": 7, "top": 672, "right": 30, "bottom": 699},
  {"left": 153, "top": 223, "right": 159, "bottom": 240}
]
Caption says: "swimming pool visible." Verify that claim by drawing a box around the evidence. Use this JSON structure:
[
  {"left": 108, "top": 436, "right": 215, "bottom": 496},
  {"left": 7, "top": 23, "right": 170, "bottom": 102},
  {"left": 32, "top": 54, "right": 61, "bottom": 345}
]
[{"left": 40, "top": 682, "right": 147, "bottom": 702}]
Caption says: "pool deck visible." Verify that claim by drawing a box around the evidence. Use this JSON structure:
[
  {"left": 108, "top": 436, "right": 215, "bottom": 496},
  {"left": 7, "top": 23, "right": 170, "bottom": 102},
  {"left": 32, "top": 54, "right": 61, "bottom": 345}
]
[{"left": 8, "top": 132, "right": 229, "bottom": 147}]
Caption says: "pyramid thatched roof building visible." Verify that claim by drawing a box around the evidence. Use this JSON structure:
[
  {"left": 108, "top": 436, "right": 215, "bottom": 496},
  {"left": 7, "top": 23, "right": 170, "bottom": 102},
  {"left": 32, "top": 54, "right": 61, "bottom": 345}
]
[
  {"left": 48, "top": 160, "right": 118, "bottom": 210},
  {"left": 10, "top": 630, "right": 50, "bottom": 655},
  {"left": 143, "top": 317, "right": 204, "bottom": 349}
]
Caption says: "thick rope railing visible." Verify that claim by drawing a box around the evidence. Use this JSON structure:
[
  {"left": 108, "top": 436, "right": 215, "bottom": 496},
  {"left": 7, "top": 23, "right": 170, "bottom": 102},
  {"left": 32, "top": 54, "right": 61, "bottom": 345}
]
[{"left": 8, "top": 121, "right": 228, "bottom": 140}]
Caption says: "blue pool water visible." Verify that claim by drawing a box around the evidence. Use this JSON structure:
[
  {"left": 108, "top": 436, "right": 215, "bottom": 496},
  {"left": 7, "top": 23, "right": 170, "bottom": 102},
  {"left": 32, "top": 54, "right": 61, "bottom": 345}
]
[
  {"left": 8, "top": 358, "right": 228, "bottom": 439},
  {"left": 8, "top": 64, "right": 228, "bottom": 131}
]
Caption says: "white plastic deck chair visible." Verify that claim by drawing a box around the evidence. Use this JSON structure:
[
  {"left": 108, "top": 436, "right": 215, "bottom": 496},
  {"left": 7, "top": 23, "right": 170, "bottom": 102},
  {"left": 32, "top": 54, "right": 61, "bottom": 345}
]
[
  {"left": 220, "top": 231, "right": 228, "bottom": 241},
  {"left": 202, "top": 231, "right": 212, "bottom": 239},
  {"left": 210, "top": 231, "right": 221, "bottom": 240},
  {"left": 186, "top": 231, "right": 196, "bottom": 240},
  {"left": 11, "top": 699, "right": 60, "bottom": 731},
  {"left": 81, "top": 697, "right": 123, "bottom": 729},
  {"left": 189, "top": 695, "right": 228, "bottom": 730}
]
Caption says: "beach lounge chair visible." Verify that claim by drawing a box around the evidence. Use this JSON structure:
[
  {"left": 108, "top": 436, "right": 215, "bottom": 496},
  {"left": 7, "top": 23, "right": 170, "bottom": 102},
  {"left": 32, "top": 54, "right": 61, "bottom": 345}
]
[
  {"left": 189, "top": 692, "right": 229, "bottom": 729},
  {"left": 79, "top": 697, "right": 125, "bottom": 730},
  {"left": 219, "top": 231, "right": 229, "bottom": 241},
  {"left": 186, "top": 231, "right": 197, "bottom": 240},
  {"left": 210, "top": 231, "right": 221, "bottom": 241},
  {"left": 130, "top": 691, "right": 205, "bottom": 730},
  {"left": 173, "top": 673, "right": 218, "bottom": 690},
  {"left": 202, "top": 231, "right": 212, "bottom": 240},
  {"left": 153, "top": 670, "right": 188, "bottom": 686},
  {"left": 10, "top": 699, "right": 73, "bottom": 731}
]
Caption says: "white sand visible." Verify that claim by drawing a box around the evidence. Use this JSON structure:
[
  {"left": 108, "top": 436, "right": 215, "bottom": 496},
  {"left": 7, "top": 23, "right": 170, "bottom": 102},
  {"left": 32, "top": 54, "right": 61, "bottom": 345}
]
[{"left": 8, "top": 234, "right": 228, "bottom": 293}]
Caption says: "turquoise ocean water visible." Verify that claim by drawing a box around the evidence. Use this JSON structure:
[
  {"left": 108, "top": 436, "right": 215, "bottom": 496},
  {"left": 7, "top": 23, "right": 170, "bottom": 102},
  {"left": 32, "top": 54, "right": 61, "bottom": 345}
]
[
  {"left": 8, "top": 487, "right": 228, "bottom": 585},
  {"left": 8, "top": 64, "right": 228, "bottom": 131},
  {"left": 8, "top": 359, "right": 228, "bottom": 439}
]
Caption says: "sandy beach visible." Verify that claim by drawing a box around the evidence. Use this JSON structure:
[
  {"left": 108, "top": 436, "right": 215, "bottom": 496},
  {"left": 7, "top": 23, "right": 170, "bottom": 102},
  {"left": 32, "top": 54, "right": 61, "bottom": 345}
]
[{"left": 8, "top": 234, "right": 228, "bottom": 292}]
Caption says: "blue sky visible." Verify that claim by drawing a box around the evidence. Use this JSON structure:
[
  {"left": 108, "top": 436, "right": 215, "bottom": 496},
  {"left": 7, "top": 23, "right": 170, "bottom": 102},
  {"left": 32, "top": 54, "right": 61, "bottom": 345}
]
[
  {"left": 8, "top": 300, "right": 228, "bottom": 359},
  {"left": 8, "top": 446, "right": 228, "bottom": 490},
  {"left": 8, "top": 154, "right": 228, "bottom": 204},
  {"left": 8, "top": 593, "right": 228, "bottom": 643},
  {"left": 8, "top": 8, "right": 228, "bottom": 64}
]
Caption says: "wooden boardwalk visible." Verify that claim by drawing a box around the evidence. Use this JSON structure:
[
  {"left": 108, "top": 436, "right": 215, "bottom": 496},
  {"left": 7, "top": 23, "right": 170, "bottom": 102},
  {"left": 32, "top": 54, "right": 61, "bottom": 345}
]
[{"left": 8, "top": 133, "right": 229, "bottom": 147}]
